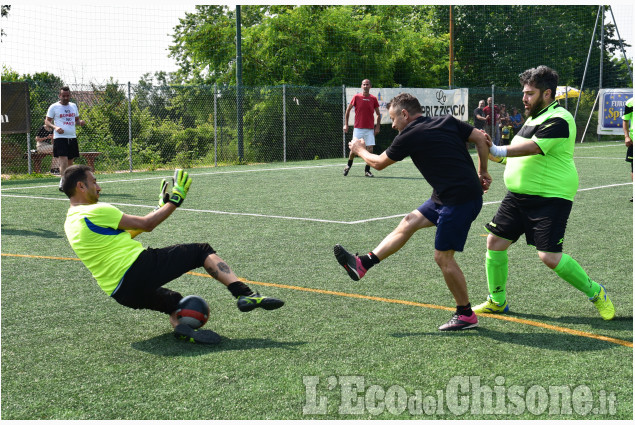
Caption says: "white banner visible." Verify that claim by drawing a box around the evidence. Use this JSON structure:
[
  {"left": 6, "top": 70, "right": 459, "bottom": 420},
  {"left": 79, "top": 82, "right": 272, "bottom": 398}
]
[
  {"left": 346, "top": 87, "right": 470, "bottom": 125},
  {"left": 597, "top": 88, "right": 633, "bottom": 135}
]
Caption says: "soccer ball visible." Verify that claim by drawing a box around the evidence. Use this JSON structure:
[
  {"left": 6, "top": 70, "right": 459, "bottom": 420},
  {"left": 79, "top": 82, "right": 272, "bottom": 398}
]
[{"left": 176, "top": 295, "right": 210, "bottom": 329}]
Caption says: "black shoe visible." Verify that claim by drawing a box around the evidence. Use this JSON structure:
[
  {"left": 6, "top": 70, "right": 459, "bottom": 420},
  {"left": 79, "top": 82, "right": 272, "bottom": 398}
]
[
  {"left": 237, "top": 293, "right": 285, "bottom": 312},
  {"left": 174, "top": 324, "right": 222, "bottom": 344},
  {"left": 343, "top": 166, "right": 351, "bottom": 176},
  {"left": 365, "top": 171, "right": 374, "bottom": 177}
]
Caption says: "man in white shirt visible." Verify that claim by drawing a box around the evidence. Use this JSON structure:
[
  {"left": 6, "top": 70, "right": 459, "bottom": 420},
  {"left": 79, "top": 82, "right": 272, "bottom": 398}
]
[{"left": 45, "top": 86, "right": 86, "bottom": 191}]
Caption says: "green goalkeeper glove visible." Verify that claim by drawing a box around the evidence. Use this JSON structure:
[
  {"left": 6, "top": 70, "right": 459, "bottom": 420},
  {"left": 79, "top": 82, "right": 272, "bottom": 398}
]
[
  {"left": 154, "top": 178, "right": 170, "bottom": 210},
  {"left": 168, "top": 169, "right": 192, "bottom": 207}
]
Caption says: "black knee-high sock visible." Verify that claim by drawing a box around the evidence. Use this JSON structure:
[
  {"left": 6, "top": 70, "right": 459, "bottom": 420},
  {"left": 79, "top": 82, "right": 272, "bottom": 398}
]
[
  {"left": 347, "top": 158, "right": 354, "bottom": 167},
  {"left": 365, "top": 164, "right": 371, "bottom": 173}
]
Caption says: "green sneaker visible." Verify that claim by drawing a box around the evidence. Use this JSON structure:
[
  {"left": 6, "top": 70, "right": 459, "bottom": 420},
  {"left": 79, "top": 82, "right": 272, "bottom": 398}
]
[
  {"left": 589, "top": 284, "right": 615, "bottom": 320},
  {"left": 237, "top": 293, "right": 284, "bottom": 312},
  {"left": 473, "top": 295, "right": 509, "bottom": 314}
]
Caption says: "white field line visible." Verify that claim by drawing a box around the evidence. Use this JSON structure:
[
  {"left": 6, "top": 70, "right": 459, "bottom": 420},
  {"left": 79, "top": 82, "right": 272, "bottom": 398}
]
[
  {"left": 0, "top": 163, "right": 346, "bottom": 192},
  {"left": 1, "top": 146, "right": 625, "bottom": 192},
  {"left": 2, "top": 182, "right": 631, "bottom": 225}
]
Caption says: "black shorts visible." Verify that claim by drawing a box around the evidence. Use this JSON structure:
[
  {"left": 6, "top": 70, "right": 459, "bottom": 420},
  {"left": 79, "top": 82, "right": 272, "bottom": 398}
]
[
  {"left": 111, "top": 243, "right": 216, "bottom": 314},
  {"left": 627, "top": 145, "right": 633, "bottom": 172},
  {"left": 485, "top": 191, "right": 572, "bottom": 253},
  {"left": 53, "top": 138, "right": 80, "bottom": 159}
]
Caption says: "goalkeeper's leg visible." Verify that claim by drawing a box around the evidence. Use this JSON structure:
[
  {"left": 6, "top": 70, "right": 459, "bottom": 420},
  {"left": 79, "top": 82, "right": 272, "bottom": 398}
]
[{"left": 203, "top": 254, "right": 284, "bottom": 312}]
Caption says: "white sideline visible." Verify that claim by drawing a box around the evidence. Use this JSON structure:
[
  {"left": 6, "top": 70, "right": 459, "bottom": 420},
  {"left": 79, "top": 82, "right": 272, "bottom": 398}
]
[{"left": 1, "top": 182, "right": 631, "bottom": 225}]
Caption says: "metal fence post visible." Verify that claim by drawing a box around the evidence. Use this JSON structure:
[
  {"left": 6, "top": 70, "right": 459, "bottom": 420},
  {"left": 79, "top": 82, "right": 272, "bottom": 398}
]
[
  {"left": 491, "top": 84, "right": 496, "bottom": 144},
  {"left": 27, "top": 133, "right": 32, "bottom": 174},
  {"left": 283, "top": 84, "right": 287, "bottom": 163},
  {"left": 127, "top": 82, "right": 132, "bottom": 172},
  {"left": 342, "top": 84, "right": 346, "bottom": 158},
  {"left": 214, "top": 82, "right": 218, "bottom": 167}
]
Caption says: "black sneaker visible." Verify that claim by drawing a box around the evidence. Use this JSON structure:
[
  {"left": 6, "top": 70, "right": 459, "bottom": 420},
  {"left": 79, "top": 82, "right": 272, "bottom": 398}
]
[
  {"left": 174, "top": 324, "right": 222, "bottom": 344},
  {"left": 365, "top": 171, "right": 374, "bottom": 177},
  {"left": 343, "top": 166, "right": 351, "bottom": 176},
  {"left": 237, "top": 293, "right": 285, "bottom": 312}
]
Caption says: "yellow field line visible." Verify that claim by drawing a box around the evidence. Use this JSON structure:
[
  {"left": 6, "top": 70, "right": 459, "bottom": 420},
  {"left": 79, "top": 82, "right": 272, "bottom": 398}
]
[{"left": 3, "top": 253, "right": 632, "bottom": 348}]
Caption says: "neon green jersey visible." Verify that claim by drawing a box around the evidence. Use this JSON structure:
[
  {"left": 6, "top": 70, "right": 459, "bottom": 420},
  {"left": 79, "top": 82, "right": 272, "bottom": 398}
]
[
  {"left": 504, "top": 101, "right": 578, "bottom": 201},
  {"left": 64, "top": 202, "right": 144, "bottom": 295},
  {"left": 624, "top": 97, "right": 633, "bottom": 139}
]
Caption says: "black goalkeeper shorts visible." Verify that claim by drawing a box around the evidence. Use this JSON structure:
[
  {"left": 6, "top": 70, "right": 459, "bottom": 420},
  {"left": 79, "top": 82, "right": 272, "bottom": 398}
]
[{"left": 111, "top": 243, "right": 216, "bottom": 314}]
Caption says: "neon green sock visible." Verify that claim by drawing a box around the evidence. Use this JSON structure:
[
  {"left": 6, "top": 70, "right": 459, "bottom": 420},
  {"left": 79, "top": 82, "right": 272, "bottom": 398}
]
[
  {"left": 486, "top": 249, "right": 508, "bottom": 305},
  {"left": 553, "top": 254, "right": 600, "bottom": 297}
]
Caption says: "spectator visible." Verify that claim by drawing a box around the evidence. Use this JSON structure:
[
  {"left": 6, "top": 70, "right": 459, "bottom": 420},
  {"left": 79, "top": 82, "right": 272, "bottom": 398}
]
[
  {"left": 473, "top": 99, "right": 487, "bottom": 131},
  {"left": 35, "top": 124, "right": 60, "bottom": 174},
  {"left": 483, "top": 97, "right": 501, "bottom": 145},
  {"left": 509, "top": 106, "right": 524, "bottom": 135},
  {"left": 45, "top": 86, "right": 86, "bottom": 191}
]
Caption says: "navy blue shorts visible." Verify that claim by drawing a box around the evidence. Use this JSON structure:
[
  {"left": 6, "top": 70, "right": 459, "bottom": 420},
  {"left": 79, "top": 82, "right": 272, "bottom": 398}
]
[
  {"left": 485, "top": 191, "right": 572, "bottom": 253},
  {"left": 417, "top": 196, "right": 482, "bottom": 252},
  {"left": 111, "top": 243, "right": 216, "bottom": 314}
]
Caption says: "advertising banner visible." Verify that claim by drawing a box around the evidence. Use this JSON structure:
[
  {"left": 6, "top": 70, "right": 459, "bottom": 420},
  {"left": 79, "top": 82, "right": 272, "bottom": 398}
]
[
  {"left": 346, "top": 87, "right": 469, "bottom": 125},
  {"left": 597, "top": 89, "right": 633, "bottom": 135}
]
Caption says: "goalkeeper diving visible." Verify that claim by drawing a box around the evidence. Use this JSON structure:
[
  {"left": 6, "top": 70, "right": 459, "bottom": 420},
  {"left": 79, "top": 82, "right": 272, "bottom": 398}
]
[{"left": 63, "top": 165, "right": 284, "bottom": 342}]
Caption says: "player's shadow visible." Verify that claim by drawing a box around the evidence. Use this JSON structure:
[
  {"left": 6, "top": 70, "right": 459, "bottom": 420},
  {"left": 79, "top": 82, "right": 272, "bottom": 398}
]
[
  {"left": 474, "top": 327, "right": 623, "bottom": 352},
  {"left": 507, "top": 311, "right": 633, "bottom": 332},
  {"left": 346, "top": 175, "right": 423, "bottom": 181},
  {"left": 0, "top": 225, "right": 62, "bottom": 239},
  {"left": 131, "top": 332, "right": 308, "bottom": 357},
  {"left": 391, "top": 328, "right": 622, "bottom": 352}
]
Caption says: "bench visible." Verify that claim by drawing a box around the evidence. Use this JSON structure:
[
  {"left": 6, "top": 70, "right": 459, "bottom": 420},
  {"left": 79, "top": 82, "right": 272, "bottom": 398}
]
[{"left": 26, "top": 150, "right": 101, "bottom": 173}]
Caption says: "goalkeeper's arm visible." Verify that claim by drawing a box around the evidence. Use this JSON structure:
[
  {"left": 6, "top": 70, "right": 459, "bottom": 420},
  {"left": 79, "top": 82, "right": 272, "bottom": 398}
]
[
  {"left": 118, "top": 203, "right": 177, "bottom": 234},
  {"left": 118, "top": 169, "right": 193, "bottom": 234}
]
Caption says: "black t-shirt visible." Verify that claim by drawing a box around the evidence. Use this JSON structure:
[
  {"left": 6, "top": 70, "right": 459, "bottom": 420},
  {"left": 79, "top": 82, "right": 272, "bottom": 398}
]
[
  {"left": 473, "top": 107, "right": 485, "bottom": 130},
  {"left": 385, "top": 115, "right": 482, "bottom": 205},
  {"left": 36, "top": 125, "right": 53, "bottom": 142}
]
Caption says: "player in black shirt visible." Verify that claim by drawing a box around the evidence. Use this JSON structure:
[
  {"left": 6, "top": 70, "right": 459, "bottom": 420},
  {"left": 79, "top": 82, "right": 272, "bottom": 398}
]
[{"left": 334, "top": 93, "right": 492, "bottom": 331}]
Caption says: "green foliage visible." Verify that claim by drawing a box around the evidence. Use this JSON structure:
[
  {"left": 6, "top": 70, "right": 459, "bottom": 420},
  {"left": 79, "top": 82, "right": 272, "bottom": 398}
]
[
  {"left": 170, "top": 5, "right": 449, "bottom": 87},
  {"left": 446, "top": 5, "right": 631, "bottom": 89}
]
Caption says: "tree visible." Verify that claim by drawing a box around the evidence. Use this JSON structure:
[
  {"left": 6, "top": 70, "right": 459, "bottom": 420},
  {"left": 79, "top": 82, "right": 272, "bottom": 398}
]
[
  {"left": 439, "top": 5, "right": 631, "bottom": 89},
  {"left": 1, "top": 5, "right": 10, "bottom": 40},
  {"left": 168, "top": 5, "right": 449, "bottom": 88}
]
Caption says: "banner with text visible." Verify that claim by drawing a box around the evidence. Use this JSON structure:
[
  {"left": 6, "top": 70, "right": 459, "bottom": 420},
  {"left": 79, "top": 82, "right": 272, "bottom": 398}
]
[
  {"left": 346, "top": 87, "right": 469, "bottom": 126},
  {"left": 597, "top": 88, "right": 633, "bottom": 135},
  {"left": 1, "top": 82, "right": 31, "bottom": 134}
]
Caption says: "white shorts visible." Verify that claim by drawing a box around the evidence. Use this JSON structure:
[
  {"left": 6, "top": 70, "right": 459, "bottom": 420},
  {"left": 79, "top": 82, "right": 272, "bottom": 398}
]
[
  {"left": 36, "top": 142, "right": 54, "bottom": 154},
  {"left": 353, "top": 128, "right": 376, "bottom": 146}
]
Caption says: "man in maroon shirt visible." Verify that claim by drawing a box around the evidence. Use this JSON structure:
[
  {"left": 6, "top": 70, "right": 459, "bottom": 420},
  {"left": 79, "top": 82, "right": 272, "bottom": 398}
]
[{"left": 343, "top": 79, "right": 381, "bottom": 177}]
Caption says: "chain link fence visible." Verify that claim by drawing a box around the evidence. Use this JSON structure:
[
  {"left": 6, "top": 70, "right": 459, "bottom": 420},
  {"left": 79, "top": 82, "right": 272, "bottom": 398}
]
[{"left": 1, "top": 81, "right": 611, "bottom": 175}]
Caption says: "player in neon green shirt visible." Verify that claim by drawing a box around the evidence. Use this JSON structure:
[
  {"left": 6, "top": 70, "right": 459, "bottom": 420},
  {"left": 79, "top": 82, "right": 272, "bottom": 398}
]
[
  {"left": 474, "top": 65, "right": 615, "bottom": 320},
  {"left": 623, "top": 96, "right": 633, "bottom": 201},
  {"left": 63, "top": 165, "right": 284, "bottom": 342}
]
